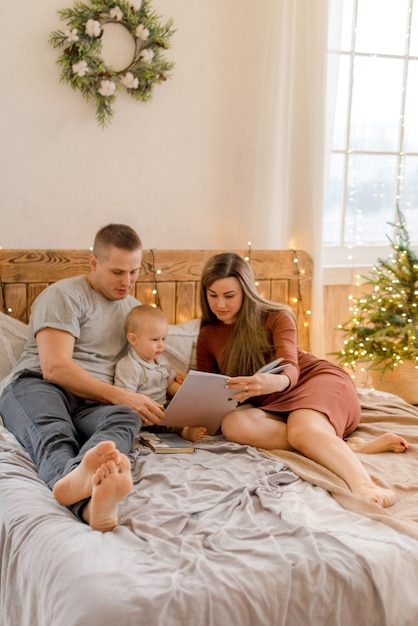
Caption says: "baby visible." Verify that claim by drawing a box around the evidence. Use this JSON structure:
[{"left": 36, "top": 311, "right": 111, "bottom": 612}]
[{"left": 114, "top": 305, "right": 206, "bottom": 442}]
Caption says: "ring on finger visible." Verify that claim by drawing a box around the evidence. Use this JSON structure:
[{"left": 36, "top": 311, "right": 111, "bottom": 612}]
[{"left": 245, "top": 384, "right": 249, "bottom": 392}]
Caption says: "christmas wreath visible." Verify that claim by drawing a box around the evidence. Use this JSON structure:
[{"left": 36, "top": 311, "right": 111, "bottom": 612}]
[{"left": 49, "top": 0, "right": 175, "bottom": 127}]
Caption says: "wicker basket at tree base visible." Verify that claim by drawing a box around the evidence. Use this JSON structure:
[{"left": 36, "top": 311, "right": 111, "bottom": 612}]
[{"left": 370, "top": 361, "right": 418, "bottom": 405}]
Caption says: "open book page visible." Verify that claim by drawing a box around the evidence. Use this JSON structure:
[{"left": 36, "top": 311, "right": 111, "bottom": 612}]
[
  {"left": 162, "top": 358, "right": 288, "bottom": 435},
  {"left": 162, "top": 371, "right": 236, "bottom": 435}
]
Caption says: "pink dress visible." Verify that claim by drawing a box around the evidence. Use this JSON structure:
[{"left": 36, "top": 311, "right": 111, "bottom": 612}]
[{"left": 196, "top": 311, "right": 360, "bottom": 438}]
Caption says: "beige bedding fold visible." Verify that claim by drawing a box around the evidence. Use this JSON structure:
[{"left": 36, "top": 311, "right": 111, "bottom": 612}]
[{"left": 264, "top": 388, "right": 418, "bottom": 540}]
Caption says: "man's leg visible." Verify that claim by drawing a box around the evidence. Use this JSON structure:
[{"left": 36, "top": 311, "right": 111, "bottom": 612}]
[
  {"left": 52, "top": 402, "right": 141, "bottom": 507},
  {"left": 66, "top": 401, "right": 142, "bottom": 475},
  {"left": 80, "top": 454, "right": 133, "bottom": 532},
  {"left": 0, "top": 374, "right": 81, "bottom": 488}
]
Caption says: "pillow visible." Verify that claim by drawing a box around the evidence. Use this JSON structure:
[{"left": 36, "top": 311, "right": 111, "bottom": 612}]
[
  {"left": 164, "top": 318, "right": 200, "bottom": 372},
  {"left": 0, "top": 312, "right": 28, "bottom": 381},
  {"left": 0, "top": 312, "right": 200, "bottom": 382}
]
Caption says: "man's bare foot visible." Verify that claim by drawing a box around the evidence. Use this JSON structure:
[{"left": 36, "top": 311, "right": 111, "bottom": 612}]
[
  {"left": 353, "top": 484, "right": 397, "bottom": 508},
  {"left": 52, "top": 441, "right": 121, "bottom": 506},
  {"left": 83, "top": 454, "right": 133, "bottom": 532},
  {"left": 181, "top": 426, "right": 207, "bottom": 442},
  {"left": 347, "top": 433, "right": 408, "bottom": 454}
]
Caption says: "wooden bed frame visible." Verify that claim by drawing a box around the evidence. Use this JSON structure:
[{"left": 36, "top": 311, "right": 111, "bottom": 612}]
[{"left": 0, "top": 249, "right": 312, "bottom": 351}]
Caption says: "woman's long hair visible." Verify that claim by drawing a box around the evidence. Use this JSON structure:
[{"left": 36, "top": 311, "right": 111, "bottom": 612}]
[{"left": 199, "top": 252, "right": 295, "bottom": 376}]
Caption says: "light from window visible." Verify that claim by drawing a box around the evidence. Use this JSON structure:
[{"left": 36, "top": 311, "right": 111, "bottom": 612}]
[{"left": 324, "top": 0, "right": 418, "bottom": 265}]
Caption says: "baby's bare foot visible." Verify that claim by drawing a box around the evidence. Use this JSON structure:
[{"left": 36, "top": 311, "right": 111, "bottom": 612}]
[
  {"left": 53, "top": 441, "right": 120, "bottom": 505},
  {"left": 84, "top": 455, "right": 133, "bottom": 532},
  {"left": 347, "top": 433, "right": 408, "bottom": 454},
  {"left": 181, "top": 426, "right": 207, "bottom": 442}
]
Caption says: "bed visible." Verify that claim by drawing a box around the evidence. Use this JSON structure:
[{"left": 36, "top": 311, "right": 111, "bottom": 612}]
[{"left": 1, "top": 248, "right": 418, "bottom": 626}]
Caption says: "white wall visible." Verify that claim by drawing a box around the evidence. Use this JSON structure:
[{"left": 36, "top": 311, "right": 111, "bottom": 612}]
[{"left": 1, "top": 0, "right": 292, "bottom": 251}]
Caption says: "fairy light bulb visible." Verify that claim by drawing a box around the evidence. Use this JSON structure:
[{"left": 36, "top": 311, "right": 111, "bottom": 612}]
[{"left": 244, "top": 241, "right": 252, "bottom": 262}]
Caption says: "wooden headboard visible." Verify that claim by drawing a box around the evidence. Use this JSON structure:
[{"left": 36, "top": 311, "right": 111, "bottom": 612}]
[{"left": 0, "top": 249, "right": 312, "bottom": 351}]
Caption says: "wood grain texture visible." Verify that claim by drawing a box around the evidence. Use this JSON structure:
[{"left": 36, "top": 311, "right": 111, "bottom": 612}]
[{"left": 0, "top": 249, "right": 312, "bottom": 350}]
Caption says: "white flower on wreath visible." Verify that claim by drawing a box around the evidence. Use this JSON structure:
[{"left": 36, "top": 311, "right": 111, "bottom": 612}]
[
  {"left": 85, "top": 19, "right": 101, "bottom": 37},
  {"left": 127, "top": 0, "right": 142, "bottom": 10},
  {"left": 65, "top": 28, "right": 79, "bottom": 43},
  {"left": 139, "top": 48, "right": 154, "bottom": 62},
  {"left": 72, "top": 60, "right": 89, "bottom": 76},
  {"left": 135, "top": 24, "right": 149, "bottom": 40},
  {"left": 98, "top": 79, "right": 116, "bottom": 97},
  {"left": 121, "top": 72, "right": 139, "bottom": 89},
  {"left": 109, "top": 6, "right": 123, "bottom": 21}
]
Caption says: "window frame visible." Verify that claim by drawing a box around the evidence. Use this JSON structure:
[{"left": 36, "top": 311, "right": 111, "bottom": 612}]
[{"left": 323, "top": 0, "right": 418, "bottom": 269}]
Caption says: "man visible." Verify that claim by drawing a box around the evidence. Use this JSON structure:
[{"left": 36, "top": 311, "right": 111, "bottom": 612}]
[{"left": 0, "top": 224, "right": 165, "bottom": 531}]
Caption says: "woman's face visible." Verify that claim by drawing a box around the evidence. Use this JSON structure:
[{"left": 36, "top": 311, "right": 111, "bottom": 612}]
[{"left": 206, "top": 277, "right": 244, "bottom": 324}]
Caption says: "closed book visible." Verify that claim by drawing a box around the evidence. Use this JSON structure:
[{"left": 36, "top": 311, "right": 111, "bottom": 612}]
[{"left": 140, "top": 432, "right": 195, "bottom": 454}]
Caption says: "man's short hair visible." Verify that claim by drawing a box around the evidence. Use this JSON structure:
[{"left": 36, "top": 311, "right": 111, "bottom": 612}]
[{"left": 93, "top": 224, "right": 142, "bottom": 258}]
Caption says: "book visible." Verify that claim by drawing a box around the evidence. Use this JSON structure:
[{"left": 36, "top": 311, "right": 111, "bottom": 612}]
[
  {"left": 256, "top": 357, "right": 289, "bottom": 375},
  {"left": 162, "top": 358, "right": 289, "bottom": 435},
  {"left": 139, "top": 432, "right": 195, "bottom": 454}
]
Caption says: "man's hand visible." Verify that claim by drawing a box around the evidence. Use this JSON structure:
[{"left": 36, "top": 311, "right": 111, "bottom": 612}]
[{"left": 122, "top": 391, "right": 166, "bottom": 426}]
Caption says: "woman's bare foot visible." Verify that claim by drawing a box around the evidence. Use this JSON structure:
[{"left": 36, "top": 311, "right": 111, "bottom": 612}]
[
  {"left": 347, "top": 433, "right": 408, "bottom": 454},
  {"left": 52, "top": 441, "right": 121, "bottom": 505},
  {"left": 83, "top": 454, "right": 133, "bottom": 532},
  {"left": 352, "top": 484, "right": 397, "bottom": 508},
  {"left": 181, "top": 426, "right": 207, "bottom": 442}
]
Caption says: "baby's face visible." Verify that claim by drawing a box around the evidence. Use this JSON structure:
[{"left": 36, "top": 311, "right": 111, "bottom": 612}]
[{"left": 130, "top": 318, "right": 168, "bottom": 362}]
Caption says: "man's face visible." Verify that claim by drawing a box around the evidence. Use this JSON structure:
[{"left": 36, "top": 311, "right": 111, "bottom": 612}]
[{"left": 89, "top": 245, "right": 142, "bottom": 300}]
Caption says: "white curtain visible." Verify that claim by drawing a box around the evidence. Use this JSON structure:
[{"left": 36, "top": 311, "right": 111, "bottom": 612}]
[{"left": 266, "top": 0, "right": 342, "bottom": 358}]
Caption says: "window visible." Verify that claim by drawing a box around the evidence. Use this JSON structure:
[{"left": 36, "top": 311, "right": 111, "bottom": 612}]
[{"left": 323, "top": 0, "right": 418, "bottom": 267}]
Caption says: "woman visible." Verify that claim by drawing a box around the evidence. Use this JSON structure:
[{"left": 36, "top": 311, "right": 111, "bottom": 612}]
[{"left": 196, "top": 252, "right": 408, "bottom": 508}]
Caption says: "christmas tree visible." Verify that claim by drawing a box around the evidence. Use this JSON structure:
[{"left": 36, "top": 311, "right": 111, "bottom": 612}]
[{"left": 335, "top": 207, "right": 418, "bottom": 375}]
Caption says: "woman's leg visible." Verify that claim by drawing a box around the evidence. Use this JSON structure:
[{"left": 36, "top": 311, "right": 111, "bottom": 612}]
[
  {"left": 346, "top": 433, "right": 408, "bottom": 453},
  {"left": 221, "top": 407, "right": 292, "bottom": 450},
  {"left": 221, "top": 406, "right": 396, "bottom": 507},
  {"left": 286, "top": 408, "right": 396, "bottom": 507}
]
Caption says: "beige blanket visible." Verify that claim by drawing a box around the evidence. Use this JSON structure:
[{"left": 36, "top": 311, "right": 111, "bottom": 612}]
[{"left": 264, "top": 388, "right": 418, "bottom": 540}]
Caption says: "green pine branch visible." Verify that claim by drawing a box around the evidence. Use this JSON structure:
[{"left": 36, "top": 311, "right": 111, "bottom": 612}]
[{"left": 333, "top": 207, "right": 418, "bottom": 374}]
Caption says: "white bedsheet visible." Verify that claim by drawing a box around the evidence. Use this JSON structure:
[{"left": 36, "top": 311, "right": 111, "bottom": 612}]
[{"left": 1, "top": 430, "right": 418, "bottom": 625}]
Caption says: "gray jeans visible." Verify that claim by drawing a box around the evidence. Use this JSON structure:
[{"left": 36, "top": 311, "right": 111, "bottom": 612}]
[{"left": 0, "top": 371, "right": 141, "bottom": 492}]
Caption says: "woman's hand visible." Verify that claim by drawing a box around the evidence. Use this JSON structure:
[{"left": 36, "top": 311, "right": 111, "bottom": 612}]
[{"left": 226, "top": 373, "right": 290, "bottom": 403}]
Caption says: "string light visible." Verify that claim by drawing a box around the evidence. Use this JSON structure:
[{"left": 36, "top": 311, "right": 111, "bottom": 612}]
[
  {"left": 335, "top": 208, "right": 418, "bottom": 383},
  {"left": 291, "top": 249, "right": 311, "bottom": 351},
  {"left": 150, "top": 248, "right": 161, "bottom": 309},
  {"left": 244, "top": 241, "right": 252, "bottom": 263}
]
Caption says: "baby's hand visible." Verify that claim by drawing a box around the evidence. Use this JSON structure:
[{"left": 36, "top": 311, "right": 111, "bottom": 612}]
[{"left": 174, "top": 370, "right": 186, "bottom": 385}]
